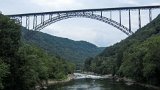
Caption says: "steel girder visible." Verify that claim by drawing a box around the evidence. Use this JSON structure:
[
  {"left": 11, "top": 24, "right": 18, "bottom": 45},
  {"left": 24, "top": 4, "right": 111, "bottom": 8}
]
[{"left": 34, "top": 12, "right": 133, "bottom": 35}]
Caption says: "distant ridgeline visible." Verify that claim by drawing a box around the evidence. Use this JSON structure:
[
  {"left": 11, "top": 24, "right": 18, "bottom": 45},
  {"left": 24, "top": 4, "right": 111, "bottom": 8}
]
[
  {"left": 84, "top": 14, "right": 160, "bottom": 86},
  {"left": 21, "top": 28, "right": 104, "bottom": 67}
]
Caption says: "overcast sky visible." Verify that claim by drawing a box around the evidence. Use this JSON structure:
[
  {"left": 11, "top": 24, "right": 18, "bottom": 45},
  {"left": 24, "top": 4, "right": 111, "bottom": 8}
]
[{"left": 1, "top": 0, "right": 160, "bottom": 47}]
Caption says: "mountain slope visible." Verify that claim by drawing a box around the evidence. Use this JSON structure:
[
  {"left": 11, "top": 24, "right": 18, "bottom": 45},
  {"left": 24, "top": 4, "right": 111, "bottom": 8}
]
[
  {"left": 84, "top": 14, "right": 160, "bottom": 85},
  {"left": 21, "top": 29, "right": 104, "bottom": 66}
]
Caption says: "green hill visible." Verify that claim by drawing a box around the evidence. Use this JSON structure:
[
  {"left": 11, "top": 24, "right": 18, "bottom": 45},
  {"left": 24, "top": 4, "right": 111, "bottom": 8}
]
[
  {"left": 21, "top": 29, "right": 104, "bottom": 67},
  {"left": 84, "top": 14, "right": 160, "bottom": 86}
]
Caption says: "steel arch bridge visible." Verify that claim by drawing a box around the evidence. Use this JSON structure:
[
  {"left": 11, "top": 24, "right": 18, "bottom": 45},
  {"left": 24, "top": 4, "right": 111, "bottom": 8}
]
[{"left": 6, "top": 5, "right": 160, "bottom": 36}]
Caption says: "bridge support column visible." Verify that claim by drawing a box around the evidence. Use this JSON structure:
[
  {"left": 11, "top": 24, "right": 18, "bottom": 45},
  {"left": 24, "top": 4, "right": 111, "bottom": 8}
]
[
  {"left": 20, "top": 16, "right": 22, "bottom": 25},
  {"left": 110, "top": 11, "right": 112, "bottom": 20},
  {"left": 18, "top": 16, "right": 22, "bottom": 26},
  {"left": 119, "top": 10, "right": 122, "bottom": 25},
  {"left": 58, "top": 13, "right": 61, "bottom": 19},
  {"left": 49, "top": 14, "right": 52, "bottom": 20},
  {"left": 138, "top": 9, "right": 141, "bottom": 29},
  {"left": 101, "top": 11, "right": 103, "bottom": 18},
  {"left": 33, "top": 15, "right": 37, "bottom": 30},
  {"left": 26, "top": 16, "right": 30, "bottom": 29},
  {"left": 149, "top": 9, "right": 152, "bottom": 22},
  {"left": 66, "top": 13, "right": 69, "bottom": 17},
  {"left": 41, "top": 15, "right": 45, "bottom": 25},
  {"left": 129, "top": 10, "right": 131, "bottom": 32},
  {"left": 91, "top": 11, "right": 94, "bottom": 15}
]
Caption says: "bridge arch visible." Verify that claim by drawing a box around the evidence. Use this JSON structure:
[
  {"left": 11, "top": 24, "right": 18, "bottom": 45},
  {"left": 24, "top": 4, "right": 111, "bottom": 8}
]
[
  {"left": 7, "top": 5, "right": 160, "bottom": 36},
  {"left": 34, "top": 12, "right": 133, "bottom": 35}
]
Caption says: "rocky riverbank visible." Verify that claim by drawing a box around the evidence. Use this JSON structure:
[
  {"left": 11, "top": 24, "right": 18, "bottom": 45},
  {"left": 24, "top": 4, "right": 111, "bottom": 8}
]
[
  {"left": 136, "top": 83, "right": 160, "bottom": 90},
  {"left": 47, "top": 74, "right": 74, "bottom": 85},
  {"left": 35, "top": 74, "right": 74, "bottom": 90},
  {"left": 113, "top": 76, "right": 160, "bottom": 90}
]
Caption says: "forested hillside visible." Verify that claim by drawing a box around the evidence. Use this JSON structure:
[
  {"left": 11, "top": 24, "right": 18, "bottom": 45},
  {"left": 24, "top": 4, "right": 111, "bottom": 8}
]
[
  {"left": 21, "top": 29, "right": 104, "bottom": 66},
  {"left": 84, "top": 14, "right": 160, "bottom": 86},
  {"left": 0, "top": 14, "right": 75, "bottom": 90}
]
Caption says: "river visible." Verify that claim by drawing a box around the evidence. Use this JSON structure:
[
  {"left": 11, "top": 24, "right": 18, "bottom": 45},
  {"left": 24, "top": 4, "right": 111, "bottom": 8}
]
[{"left": 46, "top": 73, "right": 156, "bottom": 90}]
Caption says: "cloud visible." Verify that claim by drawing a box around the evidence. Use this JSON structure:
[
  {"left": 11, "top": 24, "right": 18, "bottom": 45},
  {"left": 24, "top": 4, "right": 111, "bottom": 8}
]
[
  {"left": 117, "top": 0, "right": 139, "bottom": 6},
  {"left": 150, "top": 2, "right": 160, "bottom": 5},
  {"left": 30, "top": 0, "right": 83, "bottom": 9}
]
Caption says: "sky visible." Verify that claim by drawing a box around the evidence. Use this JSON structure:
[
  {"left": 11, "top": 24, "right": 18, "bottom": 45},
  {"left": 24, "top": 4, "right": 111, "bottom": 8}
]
[{"left": 1, "top": 0, "right": 160, "bottom": 47}]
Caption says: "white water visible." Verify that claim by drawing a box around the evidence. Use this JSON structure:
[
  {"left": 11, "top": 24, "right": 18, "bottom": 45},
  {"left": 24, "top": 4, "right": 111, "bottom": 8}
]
[{"left": 73, "top": 73, "right": 109, "bottom": 79}]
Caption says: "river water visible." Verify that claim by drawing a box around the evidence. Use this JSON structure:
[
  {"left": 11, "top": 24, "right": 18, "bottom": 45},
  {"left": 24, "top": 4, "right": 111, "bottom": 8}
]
[{"left": 47, "top": 73, "right": 156, "bottom": 90}]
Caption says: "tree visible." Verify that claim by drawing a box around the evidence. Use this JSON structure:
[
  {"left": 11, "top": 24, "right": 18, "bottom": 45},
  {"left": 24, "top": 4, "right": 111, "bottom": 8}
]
[
  {"left": 0, "top": 14, "right": 21, "bottom": 90},
  {"left": 0, "top": 59, "right": 9, "bottom": 89}
]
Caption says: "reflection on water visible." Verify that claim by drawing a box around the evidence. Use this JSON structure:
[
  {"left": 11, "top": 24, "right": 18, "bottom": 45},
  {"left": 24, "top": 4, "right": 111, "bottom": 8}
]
[{"left": 47, "top": 78, "right": 156, "bottom": 90}]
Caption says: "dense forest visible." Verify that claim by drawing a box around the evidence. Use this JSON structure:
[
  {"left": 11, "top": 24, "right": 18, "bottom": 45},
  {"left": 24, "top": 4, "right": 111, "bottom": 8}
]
[
  {"left": 0, "top": 14, "right": 75, "bottom": 90},
  {"left": 84, "top": 14, "right": 160, "bottom": 86},
  {"left": 22, "top": 29, "right": 104, "bottom": 67}
]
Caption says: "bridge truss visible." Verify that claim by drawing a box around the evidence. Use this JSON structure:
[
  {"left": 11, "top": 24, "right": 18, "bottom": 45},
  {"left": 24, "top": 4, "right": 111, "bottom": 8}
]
[{"left": 6, "top": 5, "right": 160, "bottom": 36}]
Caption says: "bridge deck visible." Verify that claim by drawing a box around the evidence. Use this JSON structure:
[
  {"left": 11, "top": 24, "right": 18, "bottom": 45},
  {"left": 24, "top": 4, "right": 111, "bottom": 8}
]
[{"left": 7, "top": 5, "right": 160, "bottom": 17}]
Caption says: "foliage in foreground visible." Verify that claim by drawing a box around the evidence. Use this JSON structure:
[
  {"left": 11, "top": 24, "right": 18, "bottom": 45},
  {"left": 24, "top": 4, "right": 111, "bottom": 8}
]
[
  {"left": 0, "top": 14, "right": 75, "bottom": 90},
  {"left": 84, "top": 14, "right": 160, "bottom": 86}
]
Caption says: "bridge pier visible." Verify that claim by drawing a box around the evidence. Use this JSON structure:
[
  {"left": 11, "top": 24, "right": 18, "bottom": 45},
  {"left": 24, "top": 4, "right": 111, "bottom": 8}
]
[
  {"left": 110, "top": 11, "right": 112, "bottom": 20},
  {"left": 41, "top": 15, "right": 45, "bottom": 25},
  {"left": 101, "top": 11, "right": 103, "bottom": 18},
  {"left": 119, "top": 10, "right": 122, "bottom": 26},
  {"left": 149, "top": 9, "right": 152, "bottom": 22},
  {"left": 26, "top": 16, "right": 30, "bottom": 29},
  {"left": 33, "top": 15, "right": 37, "bottom": 30},
  {"left": 129, "top": 10, "right": 131, "bottom": 32},
  {"left": 138, "top": 9, "right": 141, "bottom": 29}
]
